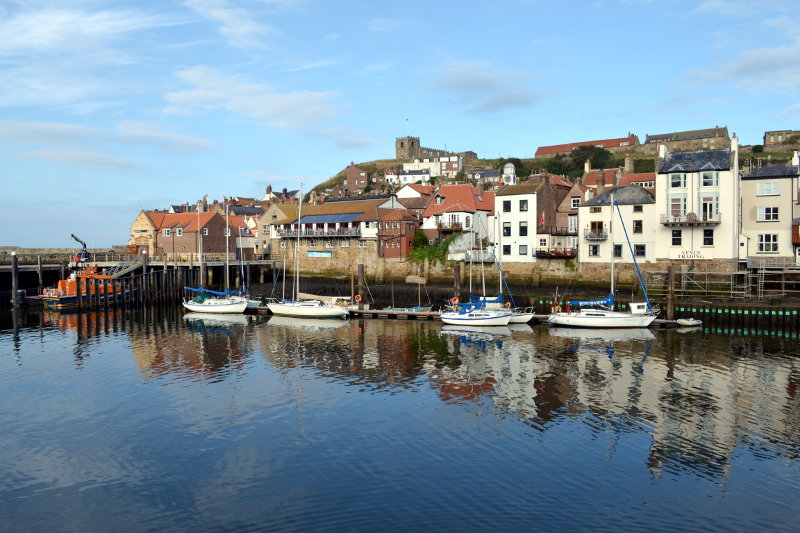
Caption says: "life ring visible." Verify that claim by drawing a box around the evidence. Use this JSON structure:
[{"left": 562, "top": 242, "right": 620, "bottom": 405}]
[
  {"left": 551, "top": 305, "right": 562, "bottom": 313},
  {"left": 504, "top": 301, "right": 511, "bottom": 309},
  {"left": 354, "top": 294, "right": 362, "bottom": 303},
  {"left": 450, "top": 297, "right": 459, "bottom": 305}
]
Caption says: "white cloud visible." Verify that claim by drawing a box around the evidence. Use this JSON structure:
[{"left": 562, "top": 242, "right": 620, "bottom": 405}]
[
  {"left": 0, "top": 119, "right": 102, "bottom": 144},
  {"left": 776, "top": 104, "right": 800, "bottom": 118},
  {"left": 116, "top": 121, "right": 214, "bottom": 153},
  {"left": 21, "top": 149, "right": 137, "bottom": 171},
  {"left": 693, "top": 41, "right": 800, "bottom": 92},
  {"left": 184, "top": 0, "right": 273, "bottom": 50},
  {"left": 425, "top": 61, "right": 543, "bottom": 114},
  {"left": 164, "top": 65, "right": 339, "bottom": 128}
]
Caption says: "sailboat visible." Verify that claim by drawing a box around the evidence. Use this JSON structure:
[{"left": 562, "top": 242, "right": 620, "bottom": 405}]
[
  {"left": 183, "top": 203, "right": 247, "bottom": 314},
  {"left": 440, "top": 223, "right": 511, "bottom": 326},
  {"left": 547, "top": 193, "right": 658, "bottom": 328},
  {"left": 266, "top": 185, "right": 349, "bottom": 319}
]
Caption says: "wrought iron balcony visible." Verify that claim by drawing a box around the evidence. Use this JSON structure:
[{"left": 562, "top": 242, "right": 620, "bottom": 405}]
[
  {"left": 436, "top": 222, "right": 463, "bottom": 231},
  {"left": 535, "top": 248, "right": 577, "bottom": 258},
  {"left": 539, "top": 225, "right": 577, "bottom": 236},
  {"left": 660, "top": 213, "right": 721, "bottom": 226},
  {"left": 583, "top": 229, "right": 608, "bottom": 241}
]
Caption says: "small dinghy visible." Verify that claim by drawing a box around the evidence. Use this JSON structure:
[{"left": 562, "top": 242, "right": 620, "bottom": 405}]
[{"left": 676, "top": 318, "right": 702, "bottom": 327}]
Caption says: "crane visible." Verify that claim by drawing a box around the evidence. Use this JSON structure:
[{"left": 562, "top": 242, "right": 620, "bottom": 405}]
[{"left": 70, "top": 234, "right": 90, "bottom": 262}]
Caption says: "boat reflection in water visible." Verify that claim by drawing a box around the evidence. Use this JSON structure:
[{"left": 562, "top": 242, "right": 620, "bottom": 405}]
[
  {"left": 266, "top": 315, "right": 350, "bottom": 331},
  {"left": 183, "top": 312, "right": 250, "bottom": 327}
]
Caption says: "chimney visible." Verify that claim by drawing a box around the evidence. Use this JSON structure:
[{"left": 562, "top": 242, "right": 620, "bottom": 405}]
[
  {"left": 658, "top": 143, "right": 667, "bottom": 159},
  {"left": 615, "top": 169, "right": 622, "bottom": 186},
  {"left": 597, "top": 170, "right": 606, "bottom": 195},
  {"left": 624, "top": 156, "right": 634, "bottom": 174},
  {"left": 283, "top": 187, "right": 288, "bottom": 197},
  {"left": 584, "top": 159, "right": 591, "bottom": 174},
  {"left": 731, "top": 133, "right": 738, "bottom": 153},
  {"left": 792, "top": 151, "right": 799, "bottom": 167},
  {"left": 266, "top": 184, "right": 272, "bottom": 194},
  {"left": 476, "top": 182, "right": 485, "bottom": 194}
]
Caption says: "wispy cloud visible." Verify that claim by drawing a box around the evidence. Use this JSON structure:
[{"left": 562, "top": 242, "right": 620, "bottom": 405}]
[
  {"left": 425, "top": 61, "right": 543, "bottom": 114},
  {"left": 164, "top": 65, "right": 339, "bottom": 128},
  {"left": 184, "top": 0, "right": 274, "bottom": 50},
  {"left": 368, "top": 18, "right": 403, "bottom": 32},
  {"left": 281, "top": 58, "right": 340, "bottom": 72},
  {"left": 116, "top": 121, "right": 214, "bottom": 153},
  {"left": 692, "top": 41, "right": 800, "bottom": 92},
  {"left": 356, "top": 62, "right": 395, "bottom": 77},
  {"left": 776, "top": 104, "right": 800, "bottom": 118},
  {"left": 0, "top": 119, "right": 102, "bottom": 144},
  {"left": 21, "top": 149, "right": 137, "bottom": 171}
]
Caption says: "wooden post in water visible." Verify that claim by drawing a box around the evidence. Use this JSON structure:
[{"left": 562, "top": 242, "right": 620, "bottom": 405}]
[
  {"left": 76, "top": 276, "right": 82, "bottom": 310},
  {"left": 37, "top": 255, "right": 43, "bottom": 294},
  {"left": 454, "top": 263, "right": 461, "bottom": 301},
  {"left": 357, "top": 264, "right": 365, "bottom": 311},
  {"left": 10, "top": 252, "right": 20, "bottom": 308},
  {"left": 103, "top": 279, "right": 109, "bottom": 310},
  {"left": 200, "top": 262, "right": 208, "bottom": 288},
  {"left": 112, "top": 279, "right": 118, "bottom": 310},
  {"left": 666, "top": 264, "right": 675, "bottom": 320},
  {"left": 60, "top": 262, "right": 67, "bottom": 281}
]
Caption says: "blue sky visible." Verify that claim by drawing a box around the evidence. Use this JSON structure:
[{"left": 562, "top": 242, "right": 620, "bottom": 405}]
[{"left": 1, "top": 0, "right": 798, "bottom": 248}]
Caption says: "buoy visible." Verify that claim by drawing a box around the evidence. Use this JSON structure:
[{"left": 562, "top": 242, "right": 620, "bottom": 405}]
[{"left": 354, "top": 294, "right": 362, "bottom": 303}]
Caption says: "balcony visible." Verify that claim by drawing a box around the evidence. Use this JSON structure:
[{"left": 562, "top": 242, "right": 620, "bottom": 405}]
[
  {"left": 535, "top": 248, "right": 577, "bottom": 259},
  {"left": 584, "top": 229, "right": 608, "bottom": 241},
  {"left": 539, "top": 225, "right": 577, "bottom": 236},
  {"left": 277, "top": 228, "right": 361, "bottom": 238},
  {"left": 660, "top": 212, "right": 721, "bottom": 226},
  {"left": 436, "top": 222, "right": 463, "bottom": 232}
]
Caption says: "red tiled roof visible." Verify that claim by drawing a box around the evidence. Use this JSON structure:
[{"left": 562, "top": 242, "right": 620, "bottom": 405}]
[
  {"left": 535, "top": 135, "right": 639, "bottom": 157},
  {"left": 408, "top": 184, "right": 435, "bottom": 195},
  {"left": 380, "top": 209, "right": 418, "bottom": 222},
  {"left": 422, "top": 184, "right": 495, "bottom": 218},
  {"left": 583, "top": 168, "right": 621, "bottom": 188},
  {"left": 147, "top": 211, "right": 217, "bottom": 232},
  {"left": 617, "top": 172, "right": 656, "bottom": 193}
]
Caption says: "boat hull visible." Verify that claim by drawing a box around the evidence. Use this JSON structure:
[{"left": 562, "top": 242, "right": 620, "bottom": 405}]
[
  {"left": 547, "top": 310, "right": 657, "bottom": 328},
  {"left": 440, "top": 310, "right": 512, "bottom": 326},
  {"left": 182, "top": 298, "right": 248, "bottom": 314},
  {"left": 508, "top": 312, "right": 534, "bottom": 323},
  {"left": 266, "top": 300, "right": 349, "bottom": 319}
]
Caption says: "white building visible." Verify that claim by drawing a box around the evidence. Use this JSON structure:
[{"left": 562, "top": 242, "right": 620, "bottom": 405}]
[
  {"left": 420, "top": 184, "right": 494, "bottom": 250},
  {"left": 577, "top": 185, "right": 657, "bottom": 264},
  {"left": 392, "top": 168, "right": 431, "bottom": 186},
  {"left": 740, "top": 152, "right": 800, "bottom": 264},
  {"left": 493, "top": 183, "right": 539, "bottom": 263},
  {"left": 654, "top": 139, "right": 740, "bottom": 264}
]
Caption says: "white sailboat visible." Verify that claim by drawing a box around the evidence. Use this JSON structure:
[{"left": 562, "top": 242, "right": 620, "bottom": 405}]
[
  {"left": 266, "top": 185, "right": 349, "bottom": 320},
  {"left": 440, "top": 225, "right": 511, "bottom": 326},
  {"left": 547, "top": 192, "right": 658, "bottom": 328}
]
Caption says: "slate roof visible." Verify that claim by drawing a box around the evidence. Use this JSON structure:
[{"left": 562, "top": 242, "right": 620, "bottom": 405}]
[
  {"left": 583, "top": 185, "right": 655, "bottom": 206},
  {"left": 227, "top": 206, "right": 264, "bottom": 216},
  {"left": 473, "top": 169, "right": 501, "bottom": 179},
  {"left": 658, "top": 149, "right": 731, "bottom": 173},
  {"left": 645, "top": 126, "right": 728, "bottom": 144},
  {"left": 742, "top": 162, "right": 800, "bottom": 180},
  {"left": 399, "top": 169, "right": 430, "bottom": 175}
]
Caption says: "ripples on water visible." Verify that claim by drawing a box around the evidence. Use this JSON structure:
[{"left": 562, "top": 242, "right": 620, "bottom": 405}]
[{"left": 0, "top": 308, "right": 799, "bottom": 532}]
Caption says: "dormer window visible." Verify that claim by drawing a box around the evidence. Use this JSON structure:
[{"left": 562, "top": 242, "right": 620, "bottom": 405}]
[{"left": 435, "top": 196, "right": 443, "bottom": 205}]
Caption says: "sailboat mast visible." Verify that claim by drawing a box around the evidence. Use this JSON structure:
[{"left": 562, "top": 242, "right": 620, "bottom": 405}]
[
  {"left": 225, "top": 202, "right": 230, "bottom": 290},
  {"left": 295, "top": 185, "right": 302, "bottom": 300},
  {"left": 609, "top": 192, "right": 615, "bottom": 311}
]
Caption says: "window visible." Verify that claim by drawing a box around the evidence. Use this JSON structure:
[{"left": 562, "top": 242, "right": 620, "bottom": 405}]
[
  {"left": 162, "top": 228, "right": 171, "bottom": 237},
  {"left": 176, "top": 228, "right": 183, "bottom": 237},
  {"left": 590, "top": 206, "right": 601, "bottom": 213},
  {"left": 757, "top": 207, "right": 779, "bottom": 221},
  {"left": 519, "top": 245, "right": 528, "bottom": 256},
  {"left": 588, "top": 245, "right": 599, "bottom": 257},
  {"left": 241, "top": 227, "right": 249, "bottom": 236},
  {"left": 465, "top": 216, "right": 471, "bottom": 228},
  {"left": 669, "top": 196, "right": 687, "bottom": 216},
  {"left": 519, "top": 200, "right": 528, "bottom": 212},
  {"left": 435, "top": 196, "right": 443, "bottom": 205},
  {"left": 519, "top": 221, "right": 528, "bottom": 237},
  {"left": 758, "top": 234, "right": 778, "bottom": 252},
  {"left": 634, "top": 244, "right": 646, "bottom": 257},
  {"left": 503, "top": 200, "right": 511, "bottom": 212},
  {"left": 341, "top": 240, "right": 349, "bottom": 248},
  {"left": 502, "top": 245, "right": 511, "bottom": 255},
  {"left": 757, "top": 181, "right": 780, "bottom": 196},
  {"left": 202, "top": 228, "right": 208, "bottom": 236},
  {"left": 672, "top": 229, "right": 682, "bottom": 246},
  {"left": 364, "top": 221, "right": 371, "bottom": 229},
  {"left": 325, "top": 239, "right": 335, "bottom": 248},
  {"left": 224, "top": 228, "right": 231, "bottom": 237},
  {"left": 633, "top": 220, "right": 643, "bottom": 233},
  {"left": 309, "top": 238, "right": 318, "bottom": 247},
  {"left": 280, "top": 241, "right": 286, "bottom": 249},
  {"left": 703, "top": 229, "right": 714, "bottom": 246},
  {"left": 358, "top": 240, "right": 367, "bottom": 248},
  {"left": 670, "top": 174, "right": 686, "bottom": 188},
  {"left": 701, "top": 171, "right": 718, "bottom": 187},
  {"left": 539, "top": 238, "right": 547, "bottom": 247},
  {"left": 503, "top": 222, "right": 511, "bottom": 237},
  {"left": 571, "top": 197, "right": 580, "bottom": 209},
  {"left": 633, "top": 205, "right": 643, "bottom": 212}
]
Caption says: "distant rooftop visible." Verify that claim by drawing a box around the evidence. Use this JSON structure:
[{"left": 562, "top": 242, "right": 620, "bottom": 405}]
[
  {"left": 584, "top": 185, "right": 655, "bottom": 206},
  {"left": 658, "top": 149, "right": 732, "bottom": 173},
  {"left": 645, "top": 126, "right": 728, "bottom": 144}
]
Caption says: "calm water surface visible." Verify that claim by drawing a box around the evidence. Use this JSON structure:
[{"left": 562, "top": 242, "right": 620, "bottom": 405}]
[{"left": 1, "top": 308, "right": 799, "bottom": 532}]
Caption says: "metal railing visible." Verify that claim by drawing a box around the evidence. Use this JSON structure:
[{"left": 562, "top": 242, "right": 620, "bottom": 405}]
[
  {"left": 584, "top": 229, "right": 608, "bottom": 241},
  {"left": 660, "top": 213, "right": 722, "bottom": 225},
  {"left": 276, "top": 228, "right": 361, "bottom": 238}
]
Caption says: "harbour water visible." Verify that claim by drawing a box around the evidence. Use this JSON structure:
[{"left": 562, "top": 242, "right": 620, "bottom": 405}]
[{"left": 1, "top": 309, "right": 799, "bottom": 531}]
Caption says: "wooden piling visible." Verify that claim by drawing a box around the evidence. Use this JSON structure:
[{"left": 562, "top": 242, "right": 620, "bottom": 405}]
[
  {"left": 37, "top": 255, "right": 44, "bottom": 294},
  {"left": 200, "top": 262, "right": 208, "bottom": 288},
  {"left": 10, "top": 252, "right": 20, "bottom": 308},
  {"left": 454, "top": 263, "right": 461, "bottom": 301},
  {"left": 60, "top": 262, "right": 67, "bottom": 281},
  {"left": 76, "top": 276, "right": 82, "bottom": 310},
  {"left": 357, "top": 264, "right": 365, "bottom": 311},
  {"left": 666, "top": 264, "right": 675, "bottom": 320},
  {"left": 103, "top": 279, "right": 109, "bottom": 310}
]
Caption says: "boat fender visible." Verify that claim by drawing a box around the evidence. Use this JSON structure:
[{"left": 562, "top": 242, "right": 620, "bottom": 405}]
[
  {"left": 504, "top": 302, "right": 511, "bottom": 309},
  {"left": 354, "top": 294, "right": 362, "bottom": 303},
  {"left": 551, "top": 305, "right": 562, "bottom": 313},
  {"left": 450, "top": 297, "right": 459, "bottom": 305},
  {"left": 453, "top": 305, "right": 460, "bottom": 312}
]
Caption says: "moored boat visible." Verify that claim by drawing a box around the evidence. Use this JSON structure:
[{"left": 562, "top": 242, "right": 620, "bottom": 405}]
[{"left": 41, "top": 265, "right": 123, "bottom": 310}]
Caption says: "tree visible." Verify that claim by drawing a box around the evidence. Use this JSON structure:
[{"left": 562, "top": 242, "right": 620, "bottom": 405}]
[
  {"left": 752, "top": 145, "right": 764, "bottom": 153},
  {"left": 412, "top": 230, "right": 427, "bottom": 248}
]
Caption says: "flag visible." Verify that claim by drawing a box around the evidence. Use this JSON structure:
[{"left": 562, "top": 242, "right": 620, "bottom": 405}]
[
  {"left": 538, "top": 212, "right": 545, "bottom": 225},
  {"left": 203, "top": 194, "right": 208, "bottom": 200}
]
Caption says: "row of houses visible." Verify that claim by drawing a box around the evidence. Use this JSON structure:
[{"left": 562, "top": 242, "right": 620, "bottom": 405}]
[{"left": 129, "top": 137, "right": 800, "bottom": 273}]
